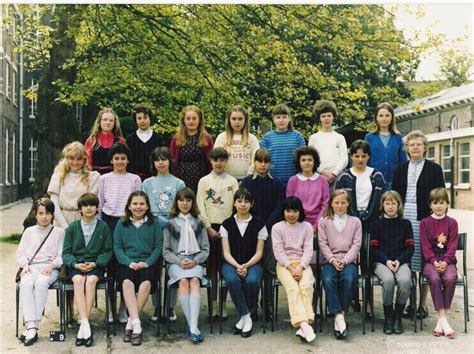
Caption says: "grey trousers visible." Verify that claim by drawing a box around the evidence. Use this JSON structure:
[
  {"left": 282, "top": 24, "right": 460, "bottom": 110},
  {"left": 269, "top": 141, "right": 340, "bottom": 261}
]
[{"left": 374, "top": 263, "right": 411, "bottom": 306}]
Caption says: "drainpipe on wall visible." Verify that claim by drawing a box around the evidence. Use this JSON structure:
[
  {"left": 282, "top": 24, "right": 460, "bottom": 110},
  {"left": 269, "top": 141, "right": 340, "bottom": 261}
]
[
  {"left": 18, "top": 11, "right": 24, "bottom": 196},
  {"left": 450, "top": 137, "right": 455, "bottom": 209}
]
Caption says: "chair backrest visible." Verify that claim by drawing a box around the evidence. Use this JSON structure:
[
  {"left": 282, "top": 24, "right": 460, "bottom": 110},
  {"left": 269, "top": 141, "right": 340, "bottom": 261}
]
[
  {"left": 457, "top": 233, "right": 467, "bottom": 276},
  {"left": 358, "top": 232, "right": 371, "bottom": 275}
]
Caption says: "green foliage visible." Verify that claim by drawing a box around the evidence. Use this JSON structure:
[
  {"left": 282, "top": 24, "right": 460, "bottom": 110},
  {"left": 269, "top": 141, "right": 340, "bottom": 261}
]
[
  {"left": 437, "top": 45, "right": 473, "bottom": 87},
  {"left": 0, "top": 233, "right": 22, "bottom": 244}
]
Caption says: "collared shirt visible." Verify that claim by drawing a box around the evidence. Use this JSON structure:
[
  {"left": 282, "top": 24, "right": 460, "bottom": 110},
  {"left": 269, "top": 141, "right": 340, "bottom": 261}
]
[
  {"left": 333, "top": 213, "right": 348, "bottom": 232},
  {"left": 406, "top": 158, "right": 425, "bottom": 203},
  {"left": 130, "top": 215, "right": 149, "bottom": 229},
  {"left": 211, "top": 171, "right": 228, "bottom": 179},
  {"left": 296, "top": 172, "right": 320, "bottom": 181},
  {"left": 251, "top": 172, "right": 274, "bottom": 180},
  {"left": 81, "top": 218, "right": 98, "bottom": 246},
  {"left": 136, "top": 128, "right": 153, "bottom": 143},
  {"left": 220, "top": 214, "right": 268, "bottom": 240}
]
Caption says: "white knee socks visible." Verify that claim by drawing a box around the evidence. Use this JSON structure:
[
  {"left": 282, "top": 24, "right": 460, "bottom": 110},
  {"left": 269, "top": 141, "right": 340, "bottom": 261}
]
[
  {"left": 189, "top": 293, "right": 201, "bottom": 334},
  {"left": 179, "top": 294, "right": 191, "bottom": 323}
]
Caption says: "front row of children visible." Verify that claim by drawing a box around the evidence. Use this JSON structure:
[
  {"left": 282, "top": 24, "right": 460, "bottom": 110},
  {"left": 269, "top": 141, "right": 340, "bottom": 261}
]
[{"left": 16, "top": 185, "right": 459, "bottom": 347}]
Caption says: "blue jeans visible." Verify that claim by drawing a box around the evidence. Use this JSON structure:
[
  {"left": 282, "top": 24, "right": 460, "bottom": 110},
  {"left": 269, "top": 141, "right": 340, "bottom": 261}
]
[
  {"left": 221, "top": 263, "right": 263, "bottom": 317},
  {"left": 321, "top": 262, "right": 357, "bottom": 315}
]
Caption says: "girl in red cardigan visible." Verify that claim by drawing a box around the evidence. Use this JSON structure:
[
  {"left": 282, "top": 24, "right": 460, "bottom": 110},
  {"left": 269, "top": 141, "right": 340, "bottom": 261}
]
[{"left": 420, "top": 188, "right": 458, "bottom": 338}]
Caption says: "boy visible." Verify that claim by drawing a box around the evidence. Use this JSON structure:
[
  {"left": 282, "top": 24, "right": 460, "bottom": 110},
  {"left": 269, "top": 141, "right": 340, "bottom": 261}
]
[
  {"left": 196, "top": 148, "right": 238, "bottom": 317},
  {"left": 240, "top": 148, "right": 281, "bottom": 320},
  {"left": 126, "top": 104, "right": 168, "bottom": 181},
  {"left": 98, "top": 143, "right": 141, "bottom": 323},
  {"left": 308, "top": 100, "right": 348, "bottom": 190}
]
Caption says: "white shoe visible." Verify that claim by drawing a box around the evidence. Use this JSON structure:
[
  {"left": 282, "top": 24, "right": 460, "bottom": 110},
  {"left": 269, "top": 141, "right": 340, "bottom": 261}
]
[
  {"left": 305, "top": 329, "right": 316, "bottom": 343},
  {"left": 169, "top": 309, "right": 177, "bottom": 322},
  {"left": 150, "top": 307, "right": 159, "bottom": 323},
  {"left": 295, "top": 328, "right": 305, "bottom": 339},
  {"left": 108, "top": 311, "right": 114, "bottom": 324},
  {"left": 119, "top": 307, "right": 128, "bottom": 324}
]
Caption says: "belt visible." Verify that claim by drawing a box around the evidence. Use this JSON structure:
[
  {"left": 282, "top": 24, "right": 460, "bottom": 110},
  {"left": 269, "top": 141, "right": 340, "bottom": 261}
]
[{"left": 357, "top": 207, "right": 367, "bottom": 211}]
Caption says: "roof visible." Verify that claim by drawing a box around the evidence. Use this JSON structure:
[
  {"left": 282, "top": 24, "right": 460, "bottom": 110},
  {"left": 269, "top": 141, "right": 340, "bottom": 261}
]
[{"left": 395, "top": 82, "right": 474, "bottom": 119}]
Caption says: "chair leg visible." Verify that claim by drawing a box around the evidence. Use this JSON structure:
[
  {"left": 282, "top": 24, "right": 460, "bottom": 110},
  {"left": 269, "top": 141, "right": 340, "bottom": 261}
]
[
  {"left": 412, "top": 278, "right": 417, "bottom": 333},
  {"left": 219, "top": 282, "right": 224, "bottom": 334},
  {"left": 370, "top": 282, "right": 375, "bottom": 332},
  {"left": 105, "top": 282, "right": 110, "bottom": 338},
  {"left": 275, "top": 285, "right": 279, "bottom": 321},
  {"left": 464, "top": 281, "right": 468, "bottom": 333},
  {"left": 261, "top": 279, "right": 266, "bottom": 334},
  {"left": 362, "top": 280, "right": 366, "bottom": 335},
  {"left": 156, "top": 280, "right": 161, "bottom": 336},
  {"left": 208, "top": 280, "right": 213, "bottom": 334},
  {"left": 16, "top": 283, "right": 20, "bottom": 338},
  {"left": 167, "top": 284, "right": 171, "bottom": 335},
  {"left": 418, "top": 277, "right": 423, "bottom": 331},
  {"left": 271, "top": 279, "right": 275, "bottom": 332}
]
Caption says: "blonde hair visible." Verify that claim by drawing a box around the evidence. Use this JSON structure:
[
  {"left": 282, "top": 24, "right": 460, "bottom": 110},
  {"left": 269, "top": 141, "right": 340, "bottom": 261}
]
[
  {"left": 174, "top": 105, "right": 210, "bottom": 148},
  {"left": 88, "top": 108, "right": 123, "bottom": 149},
  {"left": 224, "top": 105, "right": 250, "bottom": 147},
  {"left": 324, "top": 189, "right": 351, "bottom": 220},
  {"left": 379, "top": 190, "right": 404, "bottom": 217},
  {"left": 404, "top": 130, "right": 428, "bottom": 158},
  {"left": 54, "top": 141, "right": 91, "bottom": 185}
]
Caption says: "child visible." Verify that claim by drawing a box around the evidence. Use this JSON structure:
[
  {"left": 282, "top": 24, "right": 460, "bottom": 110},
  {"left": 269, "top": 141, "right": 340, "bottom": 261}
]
[
  {"left": 318, "top": 190, "right": 362, "bottom": 339},
  {"left": 48, "top": 141, "right": 101, "bottom": 229},
  {"left": 220, "top": 188, "right": 267, "bottom": 338},
  {"left": 308, "top": 100, "right": 348, "bottom": 190},
  {"left": 370, "top": 191, "right": 413, "bottom": 335},
  {"left": 62, "top": 193, "right": 113, "bottom": 347},
  {"left": 420, "top": 188, "right": 458, "bottom": 338},
  {"left": 196, "top": 147, "right": 239, "bottom": 317},
  {"left": 142, "top": 146, "right": 185, "bottom": 322},
  {"left": 214, "top": 105, "right": 260, "bottom": 180},
  {"left": 260, "top": 104, "right": 305, "bottom": 192},
  {"left": 170, "top": 105, "right": 213, "bottom": 192},
  {"left": 365, "top": 102, "right": 407, "bottom": 190},
  {"left": 163, "top": 188, "right": 210, "bottom": 343},
  {"left": 126, "top": 104, "right": 168, "bottom": 181},
  {"left": 114, "top": 191, "right": 163, "bottom": 346},
  {"left": 85, "top": 108, "right": 125, "bottom": 174},
  {"left": 286, "top": 146, "right": 329, "bottom": 233},
  {"left": 272, "top": 196, "right": 316, "bottom": 343},
  {"left": 16, "top": 198, "right": 65, "bottom": 347},
  {"left": 98, "top": 143, "right": 141, "bottom": 323}
]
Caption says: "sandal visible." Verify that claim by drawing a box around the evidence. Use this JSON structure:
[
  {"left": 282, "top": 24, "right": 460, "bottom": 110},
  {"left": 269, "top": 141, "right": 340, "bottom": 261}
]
[
  {"left": 131, "top": 332, "right": 142, "bottom": 346},
  {"left": 445, "top": 331, "right": 456, "bottom": 339},
  {"left": 432, "top": 329, "right": 443, "bottom": 337},
  {"left": 123, "top": 329, "right": 132, "bottom": 343}
]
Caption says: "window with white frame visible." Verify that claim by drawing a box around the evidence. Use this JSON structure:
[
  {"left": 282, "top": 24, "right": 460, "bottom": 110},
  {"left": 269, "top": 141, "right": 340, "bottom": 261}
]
[
  {"left": 5, "top": 128, "right": 10, "bottom": 185},
  {"left": 450, "top": 116, "right": 459, "bottom": 131},
  {"left": 29, "top": 79, "right": 38, "bottom": 119},
  {"left": 12, "top": 130, "right": 16, "bottom": 184},
  {"left": 5, "top": 61, "right": 11, "bottom": 99},
  {"left": 442, "top": 144, "right": 452, "bottom": 184},
  {"left": 427, "top": 146, "right": 435, "bottom": 162},
  {"left": 459, "top": 142, "right": 470, "bottom": 185},
  {"left": 12, "top": 69, "right": 17, "bottom": 105},
  {"left": 29, "top": 138, "right": 38, "bottom": 182}
]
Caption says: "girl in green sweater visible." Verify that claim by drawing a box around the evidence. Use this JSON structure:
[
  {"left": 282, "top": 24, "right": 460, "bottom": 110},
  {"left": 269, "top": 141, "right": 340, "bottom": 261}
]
[{"left": 62, "top": 192, "right": 113, "bottom": 347}]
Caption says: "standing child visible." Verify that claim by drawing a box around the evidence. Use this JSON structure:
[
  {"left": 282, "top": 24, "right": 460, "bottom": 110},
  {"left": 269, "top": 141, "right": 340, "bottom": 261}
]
[
  {"left": 170, "top": 105, "right": 213, "bottom": 193},
  {"left": 220, "top": 188, "right": 267, "bottom": 338},
  {"left": 196, "top": 147, "right": 239, "bottom": 317},
  {"left": 308, "top": 100, "right": 348, "bottom": 190},
  {"left": 318, "top": 190, "right": 362, "bottom": 339},
  {"left": 370, "top": 191, "right": 413, "bottom": 335},
  {"left": 365, "top": 102, "right": 407, "bottom": 190},
  {"left": 420, "top": 188, "right": 458, "bottom": 338},
  {"left": 286, "top": 146, "right": 329, "bottom": 233},
  {"left": 272, "top": 197, "right": 316, "bottom": 343},
  {"left": 114, "top": 191, "right": 163, "bottom": 346},
  {"left": 214, "top": 105, "right": 260, "bottom": 181},
  {"left": 85, "top": 108, "right": 125, "bottom": 175},
  {"left": 62, "top": 193, "right": 113, "bottom": 347},
  {"left": 126, "top": 104, "right": 167, "bottom": 181},
  {"left": 163, "top": 188, "right": 210, "bottom": 343},
  {"left": 48, "top": 141, "right": 100, "bottom": 229},
  {"left": 260, "top": 104, "right": 305, "bottom": 193}
]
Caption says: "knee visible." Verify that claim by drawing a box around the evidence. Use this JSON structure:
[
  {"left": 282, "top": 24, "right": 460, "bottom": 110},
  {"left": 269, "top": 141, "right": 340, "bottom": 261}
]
[
  {"left": 190, "top": 278, "right": 200, "bottom": 287},
  {"left": 179, "top": 279, "right": 189, "bottom": 287},
  {"left": 445, "top": 274, "right": 457, "bottom": 286},
  {"left": 140, "top": 281, "right": 151, "bottom": 291},
  {"left": 122, "top": 279, "right": 134, "bottom": 291},
  {"left": 85, "top": 276, "right": 99, "bottom": 288}
]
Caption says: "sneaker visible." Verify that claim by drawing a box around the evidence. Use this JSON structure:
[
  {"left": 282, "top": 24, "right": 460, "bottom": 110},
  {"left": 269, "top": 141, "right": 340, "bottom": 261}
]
[
  {"left": 168, "top": 309, "right": 177, "bottom": 322},
  {"left": 150, "top": 307, "right": 159, "bottom": 323}
]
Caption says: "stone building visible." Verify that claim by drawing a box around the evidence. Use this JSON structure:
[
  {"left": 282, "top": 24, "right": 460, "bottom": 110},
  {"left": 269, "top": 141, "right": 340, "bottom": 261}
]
[{"left": 395, "top": 83, "right": 474, "bottom": 210}]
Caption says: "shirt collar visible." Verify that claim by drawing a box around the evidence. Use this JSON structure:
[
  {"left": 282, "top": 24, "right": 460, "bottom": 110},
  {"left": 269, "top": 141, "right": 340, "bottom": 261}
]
[
  {"left": 296, "top": 172, "right": 320, "bottom": 181},
  {"left": 211, "top": 171, "right": 227, "bottom": 179},
  {"left": 252, "top": 172, "right": 273, "bottom": 180},
  {"left": 234, "top": 214, "right": 253, "bottom": 223},
  {"left": 430, "top": 214, "right": 446, "bottom": 220}
]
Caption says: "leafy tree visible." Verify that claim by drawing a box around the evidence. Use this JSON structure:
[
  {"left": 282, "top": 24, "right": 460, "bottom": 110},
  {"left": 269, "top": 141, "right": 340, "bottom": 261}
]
[{"left": 438, "top": 45, "right": 473, "bottom": 87}]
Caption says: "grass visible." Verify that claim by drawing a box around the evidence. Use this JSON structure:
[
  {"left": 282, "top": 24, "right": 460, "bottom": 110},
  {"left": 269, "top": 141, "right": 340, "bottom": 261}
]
[{"left": 0, "top": 233, "right": 22, "bottom": 244}]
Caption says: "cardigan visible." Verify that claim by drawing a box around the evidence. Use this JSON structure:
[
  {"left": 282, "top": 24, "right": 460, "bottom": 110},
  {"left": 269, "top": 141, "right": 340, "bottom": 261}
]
[
  {"left": 113, "top": 218, "right": 163, "bottom": 266},
  {"left": 365, "top": 132, "right": 407, "bottom": 189},
  {"left": 392, "top": 159, "right": 445, "bottom": 220},
  {"left": 318, "top": 216, "right": 362, "bottom": 265},
  {"left": 162, "top": 216, "right": 210, "bottom": 265},
  {"left": 62, "top": 219, "right": 113, "bottom": 269},
  {"left": 126, "top": 131, "right": 167, "bottom": 180},
  {"left": 370, "top": 217, "right": 414, "bottom": 265},
  {"left": 271, "top": 221, "right": 314, "bottom": 269},
  {"left": 420, "top": 215, "right": 458, "bottom": 265}
]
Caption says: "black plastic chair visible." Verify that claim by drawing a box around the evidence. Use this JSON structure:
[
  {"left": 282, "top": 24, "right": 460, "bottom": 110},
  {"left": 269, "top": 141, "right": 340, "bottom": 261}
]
[{"left": 419, "top": 232, "right": 469, "bottom": 333}]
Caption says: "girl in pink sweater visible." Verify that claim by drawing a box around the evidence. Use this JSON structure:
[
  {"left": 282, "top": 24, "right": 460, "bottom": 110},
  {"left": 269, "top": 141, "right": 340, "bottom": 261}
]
[{"left": 272, "top": 196, "right": 316, "bottom": 342}]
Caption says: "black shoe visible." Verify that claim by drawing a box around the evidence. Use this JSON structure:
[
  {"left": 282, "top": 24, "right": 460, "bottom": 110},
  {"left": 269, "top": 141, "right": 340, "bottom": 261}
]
[
  {"left": 402, "top": 305, "right": 412, "bottom": 319},
  {"left": 241, "top": 328, "right": 252, "bottom": 338},
  {"left": 23, "top": 333, "right": 38, "bottom": 347},
  {"left": 383, "top": 305, "right": 394, "bottom": 335},
  {"left": 75, "top": 337, "right": 85, "bottom": 346},
  {"left": 251, "top": 310, "right": 258, "bottom": 321},
  {"left": 84, "top": 332, "right": 94, "bottom": 347},
  {"left": 393, "top": 304, "right": 405, "bottom": 334},
  {"left": 416, "top": 307, "right": 428, "bottom": 320},
  {"left": 352, "top": 301, "right": 361, "bottom": 312},
  {"left": 18, "top": 334, "right": 26, "bottom": 342},
  {"left": 232, "top": 325, "right": 242, "bottom": 335},
  {"left": 334, "top": 328, "right": 347, "bottom": 340}
]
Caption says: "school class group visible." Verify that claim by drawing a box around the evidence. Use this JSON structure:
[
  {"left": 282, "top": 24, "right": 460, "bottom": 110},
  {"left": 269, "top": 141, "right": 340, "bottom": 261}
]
[{"left": 16, "top": 100, "right": 458, "bottom": 347}]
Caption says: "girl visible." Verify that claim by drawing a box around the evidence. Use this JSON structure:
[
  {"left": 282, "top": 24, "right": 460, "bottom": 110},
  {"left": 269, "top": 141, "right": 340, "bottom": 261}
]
[
  {"left": 365, "top": 102, "right": 407, "bottom": 190},
  {"left": 214, "top": 105, "right": 260, "bottom": 180},
  {"left": 260, "top": 104, "right": 306, "bottom": 192},
  {"left": 163, "top": 188, "right": 210, "bottom": 343},
  {"left": 16, "top": 198, "right": 65, "bottom": 347},
  {"left": 113, "top": 191, "right": 163, "bottom": 346},
  {"left": 170, "top": 105, "right": 213, "bottom": 193},
  {"left": 370, "top": 191, "right": 414, "bottom": 335},
  {"left": 286, "top": 146, "right": 330, "bottom": 233},
  {"left": 62, "top": 193, "right": 113, "bottom": 347},
  {"left": 420, "top": 188, "right": 458, "bottom": 338},
  {"left": 393, "top": 130, "right": 445, "bottom": 319},
  {"left": 84, "top": 108, "right": 125, "bottom": 175},
  {"left": 272, "top": 196, "right": 316, "bottom": 343},
  {"left": 47, "top": 141, "right": 101, "bottom": 229},
  {"left": 318, "top": 190, "right": 362, "bottom": 339},
  {"left": 220, "top": 188, "right": 267, "bottom": 338}
]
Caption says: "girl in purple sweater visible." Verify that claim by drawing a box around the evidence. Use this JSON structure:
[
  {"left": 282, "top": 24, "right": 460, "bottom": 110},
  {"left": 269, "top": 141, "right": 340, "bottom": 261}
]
[
  {"left": 272, "top": 197, "right": 316, "bottom": 342},
  {"left": 286, "top": 146, "right": 330, "bottom": 233},
  {"left": 318, "top": 189, "right": 362, "bottom": 339},
  {"left": 420, "top": 188, "right": 458, "bottom": 338}
]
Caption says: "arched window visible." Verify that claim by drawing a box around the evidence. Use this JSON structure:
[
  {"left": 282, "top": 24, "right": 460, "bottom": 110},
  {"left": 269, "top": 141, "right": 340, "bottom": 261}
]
[{"left": 450, "top": 116, "right": 459, "bottom": 131}]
